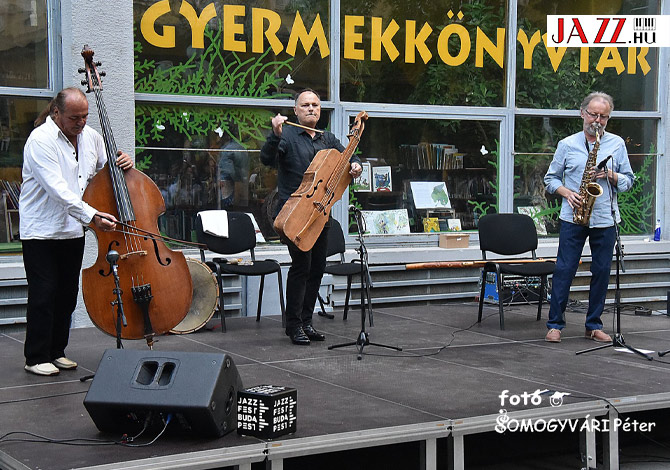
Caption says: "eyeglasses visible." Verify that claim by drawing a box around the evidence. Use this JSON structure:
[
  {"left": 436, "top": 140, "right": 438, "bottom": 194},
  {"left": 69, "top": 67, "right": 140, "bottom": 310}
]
[{"left": 584, "top": 109, "right": 610, "bottom": 121}]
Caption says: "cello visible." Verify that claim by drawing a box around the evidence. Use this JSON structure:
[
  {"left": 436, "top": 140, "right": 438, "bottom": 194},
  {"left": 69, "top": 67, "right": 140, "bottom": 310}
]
[
  {"left": 79, "top": 46, "right": 192, "bottom": 347},
  {"left": 273, "top": 111, "right": 368, "bottom": 251}
]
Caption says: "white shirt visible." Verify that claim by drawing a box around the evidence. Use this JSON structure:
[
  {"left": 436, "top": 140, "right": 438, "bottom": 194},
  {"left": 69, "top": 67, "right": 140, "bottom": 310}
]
[{"left": 19, "top": 116, "right": 107, "bottom": 239}]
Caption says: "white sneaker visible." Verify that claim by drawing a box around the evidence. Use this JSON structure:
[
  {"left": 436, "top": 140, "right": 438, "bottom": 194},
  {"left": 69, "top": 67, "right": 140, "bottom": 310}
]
[
  {"left": 25, "top": 363, "right": 60, "bottom": 376},
  {"left": 53, "top": 357, "right": 78, "bottom": 370}
]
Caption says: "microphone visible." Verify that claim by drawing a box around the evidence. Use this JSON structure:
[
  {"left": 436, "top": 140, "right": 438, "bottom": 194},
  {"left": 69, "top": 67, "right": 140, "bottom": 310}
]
[
  {"left": 106, "top": 250, "right": 120, "bottom": 266},
  {"left": 597, "top": 155, "right": 613, "bottom": 170},
  {"left": 106, "top": 250, "right": 126, "bottom": 327}
]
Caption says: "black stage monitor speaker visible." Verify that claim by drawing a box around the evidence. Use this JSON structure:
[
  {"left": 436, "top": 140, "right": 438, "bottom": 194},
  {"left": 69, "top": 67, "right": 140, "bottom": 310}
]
[{"left": 84, "top": 349, "right": 243, "bottom": 438}]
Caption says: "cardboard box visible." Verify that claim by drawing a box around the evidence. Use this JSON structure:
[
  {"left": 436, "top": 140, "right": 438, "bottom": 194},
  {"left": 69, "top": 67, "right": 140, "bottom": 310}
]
[{"left": 438, "top": 233, "right": 470, "bottom": 249}]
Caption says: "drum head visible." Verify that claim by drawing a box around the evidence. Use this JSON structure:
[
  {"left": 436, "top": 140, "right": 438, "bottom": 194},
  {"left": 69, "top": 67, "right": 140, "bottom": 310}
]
[{"left": 170, "top": 258, "right": 218, "bottom": 334}]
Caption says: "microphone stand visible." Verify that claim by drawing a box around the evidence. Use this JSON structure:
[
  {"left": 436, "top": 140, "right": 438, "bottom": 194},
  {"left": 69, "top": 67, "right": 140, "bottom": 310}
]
[
  {"left": 576, "top": 162, "right": 652, "bottom": 360},
  {"left": 81, "top": 250, "right": 126, "bottom": 383},
  {"left": 328, "top": 208, "right": 402, "bottom": 360},
  {"left": 107, "top": 250, "right": 127, "bottom": 350}
]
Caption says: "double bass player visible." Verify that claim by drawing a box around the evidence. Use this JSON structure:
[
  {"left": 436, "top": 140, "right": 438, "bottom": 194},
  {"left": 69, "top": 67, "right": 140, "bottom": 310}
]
[
  {"left": 20, "top": 88, "right": 132, "bottom": 376},
  {"left": 261, "top": 89, "right": 362, "bottom": 345}
]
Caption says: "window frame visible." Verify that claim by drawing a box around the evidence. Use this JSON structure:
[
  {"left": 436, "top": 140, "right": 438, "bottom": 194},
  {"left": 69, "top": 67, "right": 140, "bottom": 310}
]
[{"left": 0, "top": 0, "right": 62, "bottom": 97}]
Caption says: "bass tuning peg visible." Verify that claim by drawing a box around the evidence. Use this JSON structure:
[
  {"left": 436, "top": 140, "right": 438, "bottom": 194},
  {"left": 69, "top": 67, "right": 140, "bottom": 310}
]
[
  {"left": 78, "top": 68, "right": 86, "bottom": 74},
  {"left": 81, "top": 80, "right": 88, "bottom": 86}
]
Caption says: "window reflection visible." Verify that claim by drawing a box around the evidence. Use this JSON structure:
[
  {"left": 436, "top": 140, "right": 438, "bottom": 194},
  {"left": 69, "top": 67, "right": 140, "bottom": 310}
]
[
  {"left": 133, "top": 0, "right": 330, "bottom": 99},
  {"left": 340, "top": 0, "right": 506, "bottom": 106},
  {"left": 0, "top": 97, "right": 50, "bottom": 242},
  {"left": 516, "top": 0, "right": 659, "bottom": 111},
  {"left": 514, "top": 116, "right": 657, "bottom": 236},
  {"left": 0, "top": 0, "right": 49, "bottom": 88},
  {"left": 352, "top": 117, "right": 499, "bottom": 233},
  {"left": 136, "top": 104, "right": 337, "bottom": 242}
]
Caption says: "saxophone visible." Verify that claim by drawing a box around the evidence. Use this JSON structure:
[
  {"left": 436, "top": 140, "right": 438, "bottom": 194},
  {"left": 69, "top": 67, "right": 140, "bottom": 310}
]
[{"left": 573, "top": 124, "right": 604, "bottom": 226}]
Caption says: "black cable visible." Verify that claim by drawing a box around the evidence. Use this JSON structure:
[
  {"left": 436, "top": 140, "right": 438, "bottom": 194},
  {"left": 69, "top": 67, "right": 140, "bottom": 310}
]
[
  {"left": 120, "top": 412, "right": 153, "bottom": 444},
  {"left": 0, "top": 390, "right": 87, "bottom": 405},
  {"left": 0, "top": 413, "right": 172, "bottom": 448},
  {"left": 0, "top": 431, "right": 116, "bottom": 446},
  {"left": 124, "top": 413, "right": 172, "bottom": 447},
  {"left": 360, "top": 309, "right": 500, "bottom": 358}
]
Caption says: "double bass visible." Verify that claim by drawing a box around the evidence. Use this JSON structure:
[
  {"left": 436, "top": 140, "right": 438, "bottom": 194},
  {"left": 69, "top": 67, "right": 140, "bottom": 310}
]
[
  {"left": 79, "top": 46, "right": 192, "bottom": 347},
  {"left": 274, "top": 111, "right": 368, "bottom": 251}
]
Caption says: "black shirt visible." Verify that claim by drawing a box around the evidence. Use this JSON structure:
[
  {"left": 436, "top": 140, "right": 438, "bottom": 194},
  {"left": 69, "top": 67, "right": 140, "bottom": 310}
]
[{"left": 260, "top": 125, "right": 360, "bottom": 215}]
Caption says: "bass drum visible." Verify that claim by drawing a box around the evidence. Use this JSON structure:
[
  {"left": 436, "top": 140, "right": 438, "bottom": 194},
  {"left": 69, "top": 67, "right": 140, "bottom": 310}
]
[{"left": 170, "top": 258, "right": 218, "bottom": 334}]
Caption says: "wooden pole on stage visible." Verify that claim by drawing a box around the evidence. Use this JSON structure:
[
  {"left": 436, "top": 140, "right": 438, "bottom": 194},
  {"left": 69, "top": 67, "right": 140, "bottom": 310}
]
[{"left": 405, "top": 259, "right": 558, "bottom": 270}]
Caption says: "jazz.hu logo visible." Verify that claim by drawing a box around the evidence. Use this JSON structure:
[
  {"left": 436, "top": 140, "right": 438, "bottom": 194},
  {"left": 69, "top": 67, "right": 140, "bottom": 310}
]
[{"left": 547, "top": 15, "right": 670, "bottom": 47}]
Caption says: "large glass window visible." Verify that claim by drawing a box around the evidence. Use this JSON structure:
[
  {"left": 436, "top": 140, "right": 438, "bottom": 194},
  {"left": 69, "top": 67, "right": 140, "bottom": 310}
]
[
  {"left": 514, "top": 116, "right": 658, "bottom": 235},
  {"left": 133, "top": 0, "right": 330, "bottom": 99},
  {"left": 352, "top": 117, "right": 499, "bottom": 234},
  {"left": 136, "top": 102, "right": 338, "bottom": 241},
  {"left": 130, "top": 0, "right": 665, "bottom": 243},
  {"left": 0, "top": 97, "right": 50, "bottom": 242},
  {"left": 516, "top": 1, "right": 660, "bottom": 111},
  {"left": 340, "top": 0, "right": 506, "bottom": 106},
  {"left": 0, "top": 0, "right": 49, "bottom": 88}
]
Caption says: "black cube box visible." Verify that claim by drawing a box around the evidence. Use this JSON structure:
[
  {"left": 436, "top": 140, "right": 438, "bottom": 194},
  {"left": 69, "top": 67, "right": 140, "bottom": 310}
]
[{"left": 237, "top": 385, "right": 297, "bottom": 438}]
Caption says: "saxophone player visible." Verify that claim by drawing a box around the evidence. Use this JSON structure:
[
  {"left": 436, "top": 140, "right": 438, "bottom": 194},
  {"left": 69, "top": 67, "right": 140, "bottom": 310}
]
[{"left": 543, "top": 92, "right": 634, "bottom": 343}]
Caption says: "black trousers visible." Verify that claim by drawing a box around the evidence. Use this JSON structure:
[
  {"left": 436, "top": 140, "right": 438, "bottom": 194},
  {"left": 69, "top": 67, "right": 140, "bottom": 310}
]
[
  {"left": 22, "top": 237, "right": 85, "bottom": 366},
  {"left": 284, "top": 221, "right": 330, "bottom": 332}
]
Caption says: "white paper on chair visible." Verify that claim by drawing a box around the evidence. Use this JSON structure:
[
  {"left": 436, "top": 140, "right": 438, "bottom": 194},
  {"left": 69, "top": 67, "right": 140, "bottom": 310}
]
[
  {"left": 199, "top": 210, "right": 228, "bottom": 237},
  {"left": 245, "top": 212, "right": 266, "bottom": 243}
]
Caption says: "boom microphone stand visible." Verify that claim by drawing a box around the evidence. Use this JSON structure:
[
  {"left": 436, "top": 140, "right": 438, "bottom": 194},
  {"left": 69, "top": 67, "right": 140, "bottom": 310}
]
[
  {"left": 576, "top": 161, "right": 652, "bottom": 360},
  {"left": 328, "top": 207, "right": 402, "bottom": 360}
]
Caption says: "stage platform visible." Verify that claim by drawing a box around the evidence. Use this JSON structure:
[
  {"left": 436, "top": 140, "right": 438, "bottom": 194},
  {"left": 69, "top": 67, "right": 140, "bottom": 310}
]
[{"left": 1, "top": 301, "right": 670, "bottom": 470}]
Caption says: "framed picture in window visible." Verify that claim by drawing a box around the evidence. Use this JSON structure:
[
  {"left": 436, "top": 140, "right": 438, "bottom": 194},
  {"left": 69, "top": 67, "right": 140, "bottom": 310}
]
[
  {"left": 372, "top": 166, "right": 392, "bottom": 192},
  {"left": 352, "top": 162, "right": 371, "bottom": 192}
]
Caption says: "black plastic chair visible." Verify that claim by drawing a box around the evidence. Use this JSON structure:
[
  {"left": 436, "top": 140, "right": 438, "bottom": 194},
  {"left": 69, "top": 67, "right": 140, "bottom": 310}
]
[
  {"left": 317, "top": 218, "right": 365, "bottom": 321},
  {"left": 476, "top": 213, "right": 555, "bottom": 330},
  {"left": 195, "top": 211, "right": 285, "bottom": 332}
]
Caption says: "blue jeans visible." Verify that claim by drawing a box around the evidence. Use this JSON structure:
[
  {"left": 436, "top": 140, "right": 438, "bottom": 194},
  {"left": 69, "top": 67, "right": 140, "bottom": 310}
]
[{"left": 547, "top": 221, "right": 616, "bottom": 331}]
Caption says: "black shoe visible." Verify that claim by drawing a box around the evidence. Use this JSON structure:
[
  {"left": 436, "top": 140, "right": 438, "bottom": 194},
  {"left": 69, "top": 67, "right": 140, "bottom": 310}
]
[
  {"left": 286, "top": 327, "right": 310, "bottom": 345},
  {"left": 317, "top": 310, "right": 335, "bottom": 319},
  {"left": 303, "top": 324, "right": 325, "bottom": 341}
]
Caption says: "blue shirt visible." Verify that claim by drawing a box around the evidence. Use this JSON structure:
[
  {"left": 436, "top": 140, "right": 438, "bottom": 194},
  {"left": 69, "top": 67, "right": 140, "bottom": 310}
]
[{"left": 544, "top": 130, "right": 634, "bottom": 228}]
